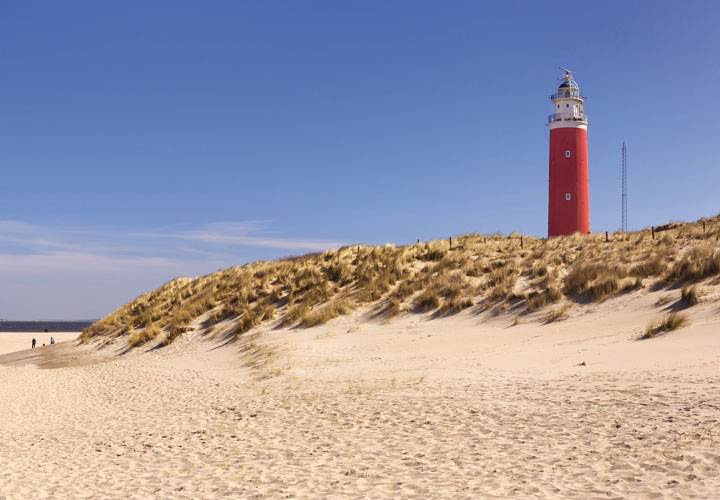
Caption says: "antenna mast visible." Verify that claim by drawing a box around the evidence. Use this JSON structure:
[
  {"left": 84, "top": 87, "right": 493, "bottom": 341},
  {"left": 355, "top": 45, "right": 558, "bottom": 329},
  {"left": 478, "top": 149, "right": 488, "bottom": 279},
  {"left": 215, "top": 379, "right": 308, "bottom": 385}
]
[{"left": 621, "top": 142, "right": 628, "bottom": 232}]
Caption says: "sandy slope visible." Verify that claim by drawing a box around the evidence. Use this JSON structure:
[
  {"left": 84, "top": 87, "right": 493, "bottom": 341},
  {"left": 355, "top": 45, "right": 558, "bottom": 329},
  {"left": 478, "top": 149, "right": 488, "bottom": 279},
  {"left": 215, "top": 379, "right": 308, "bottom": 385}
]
[{"left": 1, "top": 286, "right": 719, "bottom": 499}]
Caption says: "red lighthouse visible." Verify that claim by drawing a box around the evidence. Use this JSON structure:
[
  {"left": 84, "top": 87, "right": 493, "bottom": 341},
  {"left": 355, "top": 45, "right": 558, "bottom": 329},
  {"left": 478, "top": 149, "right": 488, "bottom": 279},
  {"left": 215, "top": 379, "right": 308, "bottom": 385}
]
[{"left": 547, "top": 68, "right": 589, "bottom": 237}]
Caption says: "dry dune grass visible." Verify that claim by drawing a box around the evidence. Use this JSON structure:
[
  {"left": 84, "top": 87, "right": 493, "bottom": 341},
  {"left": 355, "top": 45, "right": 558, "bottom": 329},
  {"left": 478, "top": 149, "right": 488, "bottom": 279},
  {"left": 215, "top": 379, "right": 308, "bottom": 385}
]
[
  {"left": 80, "top": 215, "right": 720, "bottom": 349},
  {"left": 681, "top": 285, "right": 700, "bottom": 306},
  {"left": 666, "top": 242, "right": 720, "bottom": 282},
  {"left": 642, "top": 312, "right": 691, "bottom": 339}
]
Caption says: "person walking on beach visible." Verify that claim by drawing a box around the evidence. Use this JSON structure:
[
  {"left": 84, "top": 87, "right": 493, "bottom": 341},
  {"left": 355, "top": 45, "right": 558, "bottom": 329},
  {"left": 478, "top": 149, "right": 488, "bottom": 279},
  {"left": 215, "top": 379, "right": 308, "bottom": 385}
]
[
  {"left": 50, "top": 337, "right": 55, "bottom": 345},
  {"left": 31, "top": 338, "right": 36, "bottom": 349}
]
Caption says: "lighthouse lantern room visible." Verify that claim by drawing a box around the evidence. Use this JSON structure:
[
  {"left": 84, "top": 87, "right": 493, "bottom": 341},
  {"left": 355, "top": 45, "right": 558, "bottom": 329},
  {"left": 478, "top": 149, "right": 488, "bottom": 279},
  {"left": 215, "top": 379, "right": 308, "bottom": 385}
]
[{"left": 547, "top": 68, "right": 589, "bottom": 237}]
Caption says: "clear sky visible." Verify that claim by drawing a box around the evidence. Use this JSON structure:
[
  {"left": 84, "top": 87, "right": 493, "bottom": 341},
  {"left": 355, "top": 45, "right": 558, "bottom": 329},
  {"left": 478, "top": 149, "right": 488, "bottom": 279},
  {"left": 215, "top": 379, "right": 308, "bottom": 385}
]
[{"left": 1, "top": 1, "right": 718, "bottom": 319}]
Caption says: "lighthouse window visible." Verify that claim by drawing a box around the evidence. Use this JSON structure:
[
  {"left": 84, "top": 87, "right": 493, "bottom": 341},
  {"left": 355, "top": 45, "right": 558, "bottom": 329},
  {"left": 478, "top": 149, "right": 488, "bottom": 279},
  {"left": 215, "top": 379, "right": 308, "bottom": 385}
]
[
  {"left": 566, "top": 104, "right": 569, "bottom": 107},
  {"left": 565, "top": 193, "right": 571, "bottom": 201},
  {"left": 565, "top": 150, "right": 571, "bottom": 157}
]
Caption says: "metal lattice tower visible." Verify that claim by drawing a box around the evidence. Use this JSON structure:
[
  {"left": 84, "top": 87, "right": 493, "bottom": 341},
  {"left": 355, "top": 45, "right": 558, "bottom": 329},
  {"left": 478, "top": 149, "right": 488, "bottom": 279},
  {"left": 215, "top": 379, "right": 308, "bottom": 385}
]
[{"left": 621, "top": 142, "right": 627, "bottom": 232}]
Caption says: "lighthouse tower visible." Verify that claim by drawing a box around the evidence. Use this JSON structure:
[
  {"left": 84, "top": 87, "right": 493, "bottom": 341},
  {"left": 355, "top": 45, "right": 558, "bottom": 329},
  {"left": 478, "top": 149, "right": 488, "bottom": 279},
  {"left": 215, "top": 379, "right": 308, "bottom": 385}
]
[{"left": 547, "top": 68, "right": 589, "bottom": 237}]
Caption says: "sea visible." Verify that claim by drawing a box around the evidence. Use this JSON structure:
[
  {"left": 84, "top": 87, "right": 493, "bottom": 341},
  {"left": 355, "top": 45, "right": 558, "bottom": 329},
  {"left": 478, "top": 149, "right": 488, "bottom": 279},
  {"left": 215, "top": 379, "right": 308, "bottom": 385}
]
[{"left": 0, "top": 321, "right": 95, "bottom": 333}]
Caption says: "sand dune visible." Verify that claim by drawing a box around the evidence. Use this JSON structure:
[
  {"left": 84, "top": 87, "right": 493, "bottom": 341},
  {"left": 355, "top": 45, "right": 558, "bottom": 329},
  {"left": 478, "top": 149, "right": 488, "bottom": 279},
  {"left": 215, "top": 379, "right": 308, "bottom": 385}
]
[{"left": 1, "top": 285, "right": 720, "bottom": 499}]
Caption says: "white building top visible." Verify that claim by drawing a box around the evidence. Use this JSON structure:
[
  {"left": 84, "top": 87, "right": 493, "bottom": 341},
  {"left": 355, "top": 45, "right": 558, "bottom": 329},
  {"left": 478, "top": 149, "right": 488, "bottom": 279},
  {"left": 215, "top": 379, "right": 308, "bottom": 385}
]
[{"left": 548, "top": 68, "right": 588, "bottom": 129}]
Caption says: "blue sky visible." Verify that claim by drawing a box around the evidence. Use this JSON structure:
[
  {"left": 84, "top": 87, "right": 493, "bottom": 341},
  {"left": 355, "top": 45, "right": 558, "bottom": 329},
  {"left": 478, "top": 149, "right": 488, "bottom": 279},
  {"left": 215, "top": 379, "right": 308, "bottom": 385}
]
[{"left": 1, "top": 1, "right": 718, "bottom": 319}]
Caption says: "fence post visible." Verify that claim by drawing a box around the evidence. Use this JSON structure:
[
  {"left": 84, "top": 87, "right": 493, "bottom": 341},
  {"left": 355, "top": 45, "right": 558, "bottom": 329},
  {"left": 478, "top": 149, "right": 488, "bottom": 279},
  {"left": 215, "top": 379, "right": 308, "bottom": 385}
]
[
  {"left": 605, "top": 231, "right": 608, "bottom": 242},
  {"left": 520, "top": 236, "right": 524, "bottom": 248},
  {"left": 651, "top": 226, "right": 655, "bottom": 240},
  {"left": 703, "top": 222, "right": 706, "bottom": 232},
  {"left": 449, "top": 237, "right": 452, "bottom": 249}
]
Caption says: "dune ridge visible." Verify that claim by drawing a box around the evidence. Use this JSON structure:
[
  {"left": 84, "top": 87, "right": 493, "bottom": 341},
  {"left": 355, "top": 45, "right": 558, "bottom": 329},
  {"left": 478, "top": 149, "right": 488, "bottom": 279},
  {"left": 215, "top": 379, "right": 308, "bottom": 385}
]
[{"left": 80, "top": 215, "right": 720, "bottom": 353}]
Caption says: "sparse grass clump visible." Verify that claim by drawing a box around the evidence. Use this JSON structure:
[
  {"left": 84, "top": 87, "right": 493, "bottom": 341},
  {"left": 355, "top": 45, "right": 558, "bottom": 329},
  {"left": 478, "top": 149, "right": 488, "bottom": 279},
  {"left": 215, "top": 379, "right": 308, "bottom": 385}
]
[
  {"left": 422, "top": 241, "right": 448, "bottom": 261},
  {"left": 382, "top": 296, "right": 403, "bottom": 318},
  {"left": 325, "top": 261, "right": 352, "bottom": 284},
  {"left": 281, "top": 302, "right": 310, "bottom": 327},
  {"left": 630, "top": 256, "right": 667, "bottom": 277},
  {"left": 487, "top": 262, "right": 518, "bottom": 288},
  {"left": 235, "top": 308, "right": 261, "bottom": 335},
  {"left": 656, "top": 294, "right": 672, "bottom": 306},
  {"left": 531, "top": 259, "right": 548, "bottom": 277},
  {"left": 394, "top": 278, "right": 422, "bottom": 301},
  {"left": 415, "top": 290, "right": 440, "bottom": 311},
  {"left": 564, "top": 261, "right": 603, "bottom": 295},
  {"left": 622, "top": 277, "right": 644, "bottom": 291},
  {"left": 159, "top": 317, "right": 189, "bottom": 347},
  {"left": 301, "top": 299, "right": 352, "bottom": 327},
  {"left": 526, "top": 284, "right": 563, "bottom": 312},
  {"left": 127, "top": 324, "right": 160, "bottom": 347},
  {"left": 565, "top": 260, "right": 626, "bottom": 301},
  {"left": 544, "top": 303, "right": 570, "bottom": 323},
  {"left": 681, "top": 285, "right": 699, "bottom": 307},
  {"left": 437, "top": 297, "right": 473, "bottom": 316},
  {"left": 588, "top": 277, "right": 619, "bottom": 301},
  {"left": 547, "top": 285, "right": 563, "bottom": 302},
  {"left": 642, "top": 312, "right": 690, "bottom": 339},
  {"left": 666, "top": 243, "right": 720, "bottom": 283},
  {"left": 526, "top": 292, "right": 547, "bottom": 311}
]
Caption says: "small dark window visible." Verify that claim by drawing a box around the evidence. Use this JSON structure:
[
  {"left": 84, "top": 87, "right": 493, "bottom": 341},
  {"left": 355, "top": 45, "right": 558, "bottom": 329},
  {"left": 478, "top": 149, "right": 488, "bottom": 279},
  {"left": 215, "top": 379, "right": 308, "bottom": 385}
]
[
  {"left": 566, "top": 104, "right": 569, "bottom": 108},
  {"left": 565, "top": 150, "right": 571, "bottom": 157},
  {"left": 565, "top": 193, "right": 571, "bottom": 201}
]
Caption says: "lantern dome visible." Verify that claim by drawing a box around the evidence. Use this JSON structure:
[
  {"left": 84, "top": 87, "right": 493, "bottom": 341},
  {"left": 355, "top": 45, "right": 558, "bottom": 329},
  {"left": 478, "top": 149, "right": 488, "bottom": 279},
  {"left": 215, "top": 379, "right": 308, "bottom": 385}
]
[{"left": 555, "top": 69, "right": 582, "bottom": 99}]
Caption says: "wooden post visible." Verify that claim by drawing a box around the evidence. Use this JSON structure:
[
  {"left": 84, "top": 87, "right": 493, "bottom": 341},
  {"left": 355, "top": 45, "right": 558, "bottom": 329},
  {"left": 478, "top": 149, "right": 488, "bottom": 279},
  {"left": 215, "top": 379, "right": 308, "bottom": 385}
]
[
  {"left": 703, "top": 222, "right": 706, "bottom": 232},
  {"left": 520, "top": 236, "right": 524, "bottom": 248},
  {"left": 605, "top": 231, "right": 608, "bottom": 242},
  {"left": 449, "top": 237, "right": 452, "bottom": 249},
  {"left": 651, "top": 226, "right": 655, "bottom": 240}
]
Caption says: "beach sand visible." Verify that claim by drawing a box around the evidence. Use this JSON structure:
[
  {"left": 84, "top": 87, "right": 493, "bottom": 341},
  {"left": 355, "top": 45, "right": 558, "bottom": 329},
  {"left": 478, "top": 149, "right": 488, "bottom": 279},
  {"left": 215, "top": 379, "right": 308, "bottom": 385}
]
[
  {"left": 0, "top": 332, "right": 79, "bottom": 356},
  {"left": 1, "top": 286, "right": 719, "bottom": 499}
]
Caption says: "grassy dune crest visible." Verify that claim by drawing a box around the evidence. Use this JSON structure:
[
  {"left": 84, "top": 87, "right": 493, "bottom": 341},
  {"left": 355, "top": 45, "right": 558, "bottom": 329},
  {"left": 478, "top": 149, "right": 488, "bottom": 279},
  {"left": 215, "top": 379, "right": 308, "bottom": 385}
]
[{"left": 80, "top": 215, "right": 720, "bottom": 348}]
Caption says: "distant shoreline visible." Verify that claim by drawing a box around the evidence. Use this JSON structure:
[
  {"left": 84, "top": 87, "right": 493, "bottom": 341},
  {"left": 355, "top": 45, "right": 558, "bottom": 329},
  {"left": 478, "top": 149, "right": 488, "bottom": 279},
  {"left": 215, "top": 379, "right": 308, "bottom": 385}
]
[{"left": 0, "top": 321, "right": 94, "bottom": 333}]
